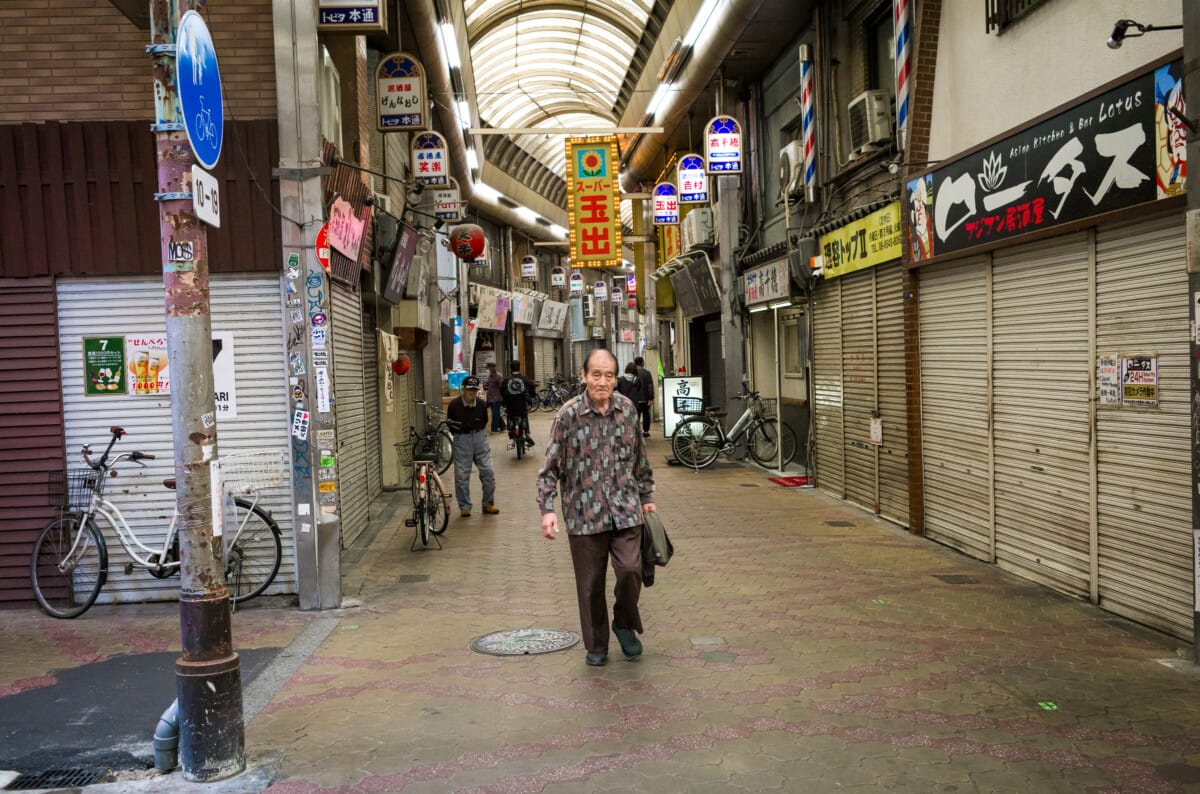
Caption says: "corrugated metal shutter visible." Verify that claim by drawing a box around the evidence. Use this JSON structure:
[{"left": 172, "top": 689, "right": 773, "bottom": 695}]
[
  {"left": 56, "top": 275, "right": 295, "bottom": 604},
  {"left": 812, "top": 278, "right": 844, "bottom": 496},
  {"left": 840, "top": 271, "right": 876, "bottom": 512},
  {"left": 0, "top": 279, "right": 64, "bottom": 604},
  {"left": 992, "top": 234, "right": 1091, "bottom": 598},
  {"left": 331, "top": 282, "right": 369, "bottom": 549},
  {"left": 875, "top": 263, "right": 909, "bottom": 526},
  {"left": 919, "top": 257, "right": 992, "bottom": 560},
  {"left": 362, "top": 308, "right": 382, "bottom": 503},
  {"left": 534, "top": 338, "right": 557, "bottom": 385},
  {"left": 1095, "top": 212, "right": 1191, "bottom": 638}
]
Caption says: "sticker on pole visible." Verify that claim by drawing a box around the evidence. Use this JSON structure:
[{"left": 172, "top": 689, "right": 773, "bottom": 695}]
[{"left": 177, "top": 10, "right": 224, "bottom": 170}]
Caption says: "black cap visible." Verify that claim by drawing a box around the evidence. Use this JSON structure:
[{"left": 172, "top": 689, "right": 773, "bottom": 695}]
[{"left": 462, "top": 376, "right": 482, "bottom": 390}]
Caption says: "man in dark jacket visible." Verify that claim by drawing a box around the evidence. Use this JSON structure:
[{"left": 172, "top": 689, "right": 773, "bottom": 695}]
[
  {"left": 633, "top": 356, "right": 654, "bottom": 437},
  {"left": 501, "top": 361, "right": 538, "bottom": 445},
  {"left": 446, "top": 376, "right": 498, "bottom": 517}
]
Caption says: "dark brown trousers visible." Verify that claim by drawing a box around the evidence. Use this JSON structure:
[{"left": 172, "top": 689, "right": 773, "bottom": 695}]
[{"left": 567, "top": 525, "right": 644, "bottom": 654}]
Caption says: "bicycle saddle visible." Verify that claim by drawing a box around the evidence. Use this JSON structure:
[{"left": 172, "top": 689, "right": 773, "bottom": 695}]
[{"left": 163, "top": 478, "right": 176, "bottom": 489}]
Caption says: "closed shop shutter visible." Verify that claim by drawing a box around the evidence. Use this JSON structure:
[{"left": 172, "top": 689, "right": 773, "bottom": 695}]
[
  {"left": 0, "top": 279, "right": 64, "bottom": 604},
  {"left": 56, "top": 275, "right": 295, "bottom": 604},
  {"left": 992, "top": 234, "right": 1091, "bottom": 598},
  {"left": 1095, "top": 212, "right": 1191, "bottom": 637},
  {"left": 919, "top": 257, "right": 992, "bottom": 560},
  {"left": 840, "top": 271, "right": 876, "bottom": 512},
  {"left": 534, "top": 338, "right": 557, "bottom": 385},
  {"left": 812, "top": 279, "right": 844, "bottom": 496},
  {"left": 875, "top": 263, "right": 909, "bottom": 526},
  {"left": 331, "top": 282, "right": 369, "bottom": 549},
  {"left": 362, "top": 309, "right": 382, "bottom": 503}
]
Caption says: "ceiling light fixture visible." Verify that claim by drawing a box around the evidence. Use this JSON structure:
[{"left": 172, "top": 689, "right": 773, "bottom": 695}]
[
  {"left": 645, "top": 83, "right": 673, "bottom": 119},
  {"left": 682, "top": 0, "right": 725, "bottom": 48},
  {"left": 438, "top": 22, "right": 461, "bottom": 69}
]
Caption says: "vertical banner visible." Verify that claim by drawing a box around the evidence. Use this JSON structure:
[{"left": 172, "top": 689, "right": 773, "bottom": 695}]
[
  {"left": 376, "top": 52, "right": 427, "bottom": 130},
  {"left": 677, "top": 153, "right": 709, "bottom": 203},
  {"left": 704, "top": 115, "right": 743, "bottom": 174},
  {"left": 565, "top": 136, "right": 622, "bottom": 267}
]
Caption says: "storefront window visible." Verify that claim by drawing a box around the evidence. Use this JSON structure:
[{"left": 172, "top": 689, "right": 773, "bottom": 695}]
[{"left": 781, "top": 313, "right": 806, "bottom": 378}]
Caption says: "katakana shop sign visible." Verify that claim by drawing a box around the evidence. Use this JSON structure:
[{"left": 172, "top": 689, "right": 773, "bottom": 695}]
[
  {"left": 318, "top": 0, "right": 385, "bottom": 32},
  {"left": 906, "top": 58, "right": 1185, "bottom": 264},
  {"left": 677, "top": 153, "right": 709, "bottom": 203},
  {"left": 565, "top": 136, "right": 622, "bottom": 268},
  {"left": 653, "top": 182, "right": 680, "bottom": 225},
  {"left": 705, "top": 115, "right": 743, "bottom": 174},
  {"left": 411, "top": 131, "right": 449, "bottom": 186},
  {"left": 376, "top": 52, "right": 426, "bottom": 130},
  {"left": 819, "top": 201, "right": 902, "bottom": 279}
]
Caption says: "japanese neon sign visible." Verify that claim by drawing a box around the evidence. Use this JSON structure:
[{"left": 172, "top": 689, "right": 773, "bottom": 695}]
[
  {"left": 677, "top": 153, "right": 709, "bottom": 203},
  {"left": 565, "top": 136, "right": 622, "bottom": 267},
  {"left": 376, "top": 52, "right": 426, "bottom": 131},
  {"left": 704, "top": 116, "right": 743, "bottom": 174},
  {"left": 653, "top": 182, "right": 680, "bottom": 225}
]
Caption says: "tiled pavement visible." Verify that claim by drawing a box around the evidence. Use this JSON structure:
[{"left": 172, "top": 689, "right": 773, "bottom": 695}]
[{"left": 3, "top": 411, "right": 1200, "bottom": 792}]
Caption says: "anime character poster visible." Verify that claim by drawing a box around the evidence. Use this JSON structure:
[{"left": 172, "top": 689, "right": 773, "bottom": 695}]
[
  {"left": 1154, "top": 63, "right": 1187, "bottom": 199},
  {"left": 907, "top": 174, "right": 935, "bottom": 262}
]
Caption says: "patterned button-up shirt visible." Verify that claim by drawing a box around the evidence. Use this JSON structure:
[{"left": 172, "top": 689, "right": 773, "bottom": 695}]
[{"left": 536, "top": 390, "right": 654, "bottom": 535}]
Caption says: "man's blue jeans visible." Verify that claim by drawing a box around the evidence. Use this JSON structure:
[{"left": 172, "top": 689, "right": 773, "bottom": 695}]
[{"left": 488, "top": 400, "right": 506, "bottom": 431}]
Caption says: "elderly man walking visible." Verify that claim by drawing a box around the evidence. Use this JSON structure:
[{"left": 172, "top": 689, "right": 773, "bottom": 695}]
[
  {"left": 447, "top": 376, "right": 499, "bottom": 517},
  {"left": 536, "top": 349, "right": 656, "bottom": 666}
]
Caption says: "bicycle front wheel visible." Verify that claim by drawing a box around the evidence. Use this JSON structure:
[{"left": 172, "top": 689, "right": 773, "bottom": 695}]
[
  {"left": 747, "top": 420, "right": 799, "bottom": 467},
  {"left": 427, "top": 476, "right": 449, "bottom": 536},
  {"left": 672, "top": 418, "right": 721, "bottom": 468},
  {"left": 31, "top": 516, "right": 106, "bottom": 619},
  {"left": 434, "top": 428, "right": 454, "bottom": 475},
  {"left": 225, "top": 500, "right": 283, "bottom": 604}
]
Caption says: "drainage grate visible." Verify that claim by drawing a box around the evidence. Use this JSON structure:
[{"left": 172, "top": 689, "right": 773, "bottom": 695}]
[
  {"left": 824, "top": 520, "right": 855, "bottom": 527},
  {"left": 396, "top": 574, "right": 430, "bottom": 584},
  {"left": 933, "top": 574, "right": 979, "bottom": 585},
  {"left": 6, "top": 768, "right": 105, "bottom": 790}
]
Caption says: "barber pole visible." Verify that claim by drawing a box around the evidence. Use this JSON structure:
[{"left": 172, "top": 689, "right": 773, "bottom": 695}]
[
  {"left": 894, "top": 0, "right": 911, "bottom": 151},
  {"left": 799, "top": 43, "right": 817, "bottom": 203}
]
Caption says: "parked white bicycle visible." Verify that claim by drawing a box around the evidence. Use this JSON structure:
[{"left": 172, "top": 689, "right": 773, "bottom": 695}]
[{"left": 31, "top": 426, "right": 286, "bottom": 619}]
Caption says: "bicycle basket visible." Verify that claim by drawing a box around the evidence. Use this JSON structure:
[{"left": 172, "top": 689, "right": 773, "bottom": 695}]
[
  {"left": 755, "top": 397, "right": 778, "bottom": 419},
  {"left": 48, "top": 469, "right": 103, "bottom": 511},
  {"left": 395, "top": 440, "right": 414, "bottom": 468},
  {"left": 673, "top": 395, "right": 705, "bottom": 415},
  {"left": 215, "top": 449, "right": 290, "bottom": 495}
]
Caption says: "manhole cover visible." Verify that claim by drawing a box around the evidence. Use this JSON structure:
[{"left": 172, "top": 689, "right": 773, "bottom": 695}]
[
  {"left": 470, "top": 628, "right": 580, "bottom": 656},
  {"left": 7, "top": 768, "right": 105, "bottom": 790}
]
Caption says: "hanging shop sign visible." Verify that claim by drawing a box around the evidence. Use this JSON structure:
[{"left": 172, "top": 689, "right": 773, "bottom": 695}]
[
  {"left": 677, "top": 153, "right": 709, "bottom": 203},
  {"left": 376, "top": 52, "right": 426, "bottom": 130},
  {"left": 538, "top": 300, "right": 569, "bottom": 332},
  {"left": 521, "top": 255, "right": 538, "bottom": 281},
  {"left": 565, "top": 136, "right": 622, "bottom": 267},
  {"left": 593, "top": 279, "right": 608, "bottom": 301},
  {"left": 512, "top": 293, "right": 537, "bottom": 325},
  {"left": 411, "top": 131, "right": 449, "bottom": 186},
  {"left": 474, "top": 287, "right": 511, "bottom": 331},
  {"left": 744, "top": 259, "right": 790, "bottom": 306},
  {"left": 382, "top": 223, "right": 419, "bottom": 304},
  {"left": 905, "top": 58, "right": 1185, "bottom": 264},
  {"left": 612, "top": 287, "right": 623, "bottom": 304},
  {"left": 569, "top": 271, "right": 584, "bottom": 295},
  {"left": 327, "top": 196, "right": 365, "bottom": 261},
  {"left": 317, "top": 0, "right": 385, "bottom": 32},
  {"left": 433, "top": 177, "right": 462, "bottom": 222},
  {"left": 653, "top": 182, "right": 680, "bottom": 225},
  {"left": 551, "top": 266, "right": 567, "bottom": 288},
  {"left": 621, "top": 328, "right": 636, "bottom": 343},
  {"left": 176, "top": 11, "right": 224, "bottom": 171},
  {"left": 625, "top": 273, "right": 637, "bottom": 295},
  {"left": 819, "top": 201, "right": 902, "bottom": 279},
  {"left": 83, "top": 336, "right": 127, "bottom": 395},
  {"left": 668, "top": 255, "right": 721, "bottom": 319},
  {"left": 704, "top": 115, "right": 743, "bottom": 174}
]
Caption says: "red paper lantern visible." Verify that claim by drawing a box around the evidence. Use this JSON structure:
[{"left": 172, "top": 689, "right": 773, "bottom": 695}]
[
  {"left": 391, "top": 354, "right": 411, "bottom": 375},
  {"left": 447, "top": 224, "right": 485, "bottom": 261}
]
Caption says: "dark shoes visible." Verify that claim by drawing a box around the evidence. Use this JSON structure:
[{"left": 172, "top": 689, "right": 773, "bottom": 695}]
[
  {"left": 642, "top": 431, "right": 651, "bottom": 438},
  {"left": 585, "top": 651, "right": 607, "bottom": 666},
  {"left": 614, "top": 628, "right": 643, "bottom": 658}
]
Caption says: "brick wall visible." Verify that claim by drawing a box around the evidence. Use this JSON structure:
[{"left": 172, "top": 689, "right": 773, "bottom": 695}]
[{"left": 0, "top": 0, "right": 276, "bottom": 124}]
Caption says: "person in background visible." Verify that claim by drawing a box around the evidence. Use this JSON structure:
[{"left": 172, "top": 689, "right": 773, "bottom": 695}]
[
  {"left": 616, "top": 361, "right": 639, "bottom": 401},
  {"left": 633, "top": 356, "right": 654, "bottom": 438},
  {"left": 446, "top": 376, "right": 498, "bottom": 517},
  {"left": 501, "top": 360, "right": 538, "bottom": 445},
  {"left": 484, "top": 362, "right": 506, "bottom": 434},
  {"left": 537, "top": 349, "right": 656, "bottom": 667}
]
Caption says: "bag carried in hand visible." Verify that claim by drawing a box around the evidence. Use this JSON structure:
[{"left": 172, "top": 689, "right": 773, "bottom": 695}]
[{"left": 642, "top": 509, "right": 674, "bottom": 566}]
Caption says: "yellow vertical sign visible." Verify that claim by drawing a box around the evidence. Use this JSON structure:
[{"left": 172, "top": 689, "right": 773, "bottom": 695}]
[{"left": 565, "top": 137, "right": 622, "bottom": 268}]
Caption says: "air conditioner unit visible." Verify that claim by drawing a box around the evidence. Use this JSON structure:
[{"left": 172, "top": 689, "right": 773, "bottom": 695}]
[
  {"left": 582, "top": 294, "right": 595, "bottom": 320},
  {"left": 680, "top": 207, "right": 715, "bottom": 251},
  {"left": 848, "top": 89, "right": 892, "bottom": 153},
  {"left": 779, "top": 141, "right": 805, "bottom": 200},
  {"left": 372, "top": 193, "right": 392, "bottom": 214}
]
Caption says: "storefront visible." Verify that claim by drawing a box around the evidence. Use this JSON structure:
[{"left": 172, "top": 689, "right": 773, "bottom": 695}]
[
  {"left": 661, "top": 252, "right": 723, "bottom": 405},
  {"left": 811, "top": 202, "right": 908, "bottom": 525},
  {"left": 909, "top": 56, "right": 1191, "bottom": 638}
]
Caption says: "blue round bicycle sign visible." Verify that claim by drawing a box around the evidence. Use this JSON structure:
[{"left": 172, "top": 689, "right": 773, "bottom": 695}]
[{"left": 176, "top": 10, "right": 223, "bottom": 170}]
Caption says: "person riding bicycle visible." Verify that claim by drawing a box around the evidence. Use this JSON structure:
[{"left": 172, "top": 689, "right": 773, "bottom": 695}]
[{"left": 501, "top": 361, "right": 538, "bottom": 445}]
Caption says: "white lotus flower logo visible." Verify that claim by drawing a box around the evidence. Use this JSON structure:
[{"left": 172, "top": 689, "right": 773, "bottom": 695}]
[{"left": 978, "top": 151, "right": 1007, "bottom": 192}]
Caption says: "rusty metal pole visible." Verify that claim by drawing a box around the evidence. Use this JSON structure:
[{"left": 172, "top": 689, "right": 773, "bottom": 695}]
[
  {"left": 1183, "top": 0, "right": 1200, "bottom": 664},
  {"left": 149, "top": 0, "right": 245, "bottom": 779}
]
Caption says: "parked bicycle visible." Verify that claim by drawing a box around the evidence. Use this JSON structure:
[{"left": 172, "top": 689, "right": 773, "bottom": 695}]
[
  {"left": 31, "top": 426, "right": 284, "bottom": 619},
  {"left": 671, "top": 385, "right": 798, "bottom": 470},
  {"left": 410, "top": 400, "right": 454, "bottom": 474},
  {"left": 535, "top": 378, "right": 573, "bottom": 412},
  {"left": 402, "top": 428, "right": 453, "bottom": 550}
]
